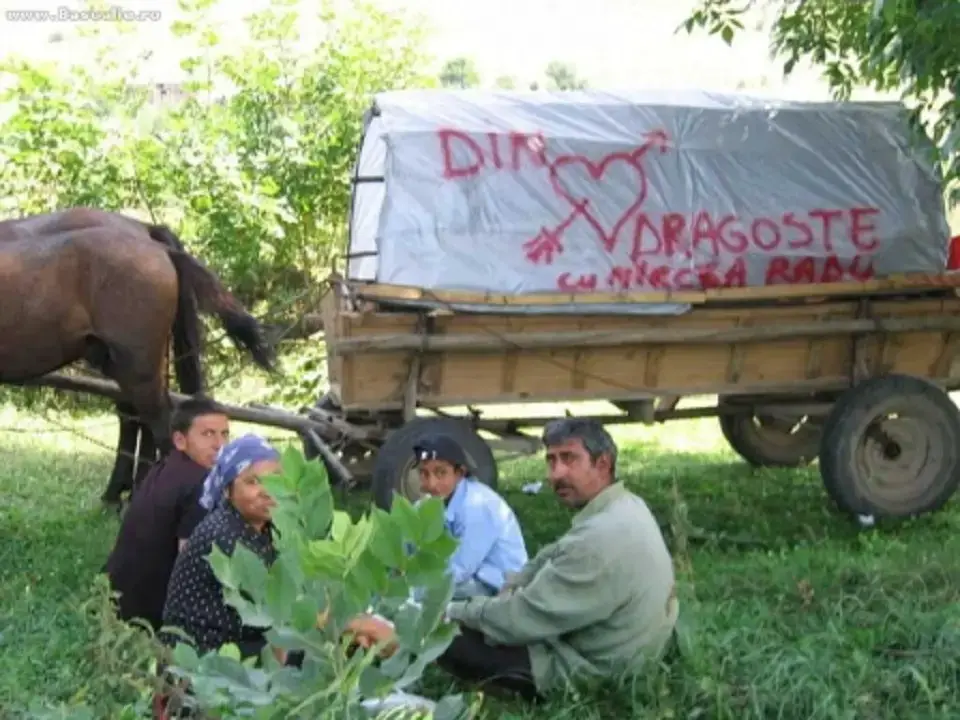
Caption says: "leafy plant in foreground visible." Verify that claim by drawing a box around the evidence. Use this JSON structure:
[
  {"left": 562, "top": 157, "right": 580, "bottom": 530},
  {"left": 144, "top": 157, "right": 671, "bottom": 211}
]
[{"left": 165, "top": 446, "right": 471, "bottom": 719}]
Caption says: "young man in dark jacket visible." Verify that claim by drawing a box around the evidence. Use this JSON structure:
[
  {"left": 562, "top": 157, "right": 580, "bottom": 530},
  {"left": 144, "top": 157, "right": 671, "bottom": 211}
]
[{"left": 104, "top": 397, "right": 230, "bottom": 631}]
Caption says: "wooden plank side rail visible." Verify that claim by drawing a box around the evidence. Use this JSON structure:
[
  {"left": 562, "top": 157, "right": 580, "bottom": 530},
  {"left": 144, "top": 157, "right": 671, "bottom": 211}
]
[
  {"left": 334, "top": 315, "right": 960, "bottom": 355},
  {"left": 341, "top": 271, "right": 960, "bottom": 308}
]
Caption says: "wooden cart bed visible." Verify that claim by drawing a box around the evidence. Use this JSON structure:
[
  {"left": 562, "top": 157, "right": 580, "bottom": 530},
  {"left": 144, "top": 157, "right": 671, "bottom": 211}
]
[
  {"left": 315, "top": 272, "right": 960, "bottom": 522},
  {"left": 324, "top": 273, "right": 960, "bottom": 413}
]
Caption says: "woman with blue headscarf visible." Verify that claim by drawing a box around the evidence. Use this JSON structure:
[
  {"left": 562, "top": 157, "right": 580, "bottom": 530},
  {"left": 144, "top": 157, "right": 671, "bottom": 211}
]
[{"left": 159, "top": 434, "right": 284, "bottom": 663}]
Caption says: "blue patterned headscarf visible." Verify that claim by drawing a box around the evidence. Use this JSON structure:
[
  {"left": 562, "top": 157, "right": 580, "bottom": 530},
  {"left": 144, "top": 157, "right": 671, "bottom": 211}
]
[{"left": 199, "top": 434, "right": 280, "bottom": 510}]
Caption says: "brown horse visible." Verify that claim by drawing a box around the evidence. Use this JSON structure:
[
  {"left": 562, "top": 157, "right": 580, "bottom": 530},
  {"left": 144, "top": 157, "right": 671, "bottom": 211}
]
[{"left": 0, "top": 207, "right": 275, "bottom": 504}]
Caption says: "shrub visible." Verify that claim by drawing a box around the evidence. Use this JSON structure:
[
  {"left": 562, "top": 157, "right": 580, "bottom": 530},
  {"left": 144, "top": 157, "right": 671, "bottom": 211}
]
[{"left": 164, "top": 447, "right": 473, "bottom": 719}]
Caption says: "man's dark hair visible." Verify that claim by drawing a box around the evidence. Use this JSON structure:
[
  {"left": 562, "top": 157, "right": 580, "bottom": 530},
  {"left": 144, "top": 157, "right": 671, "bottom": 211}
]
[
  {"left": 171, "top": 397, "right": 226, "bottom": 435},
  {"left": 541, "top": 417, "right": 618, "bottom": 476}
]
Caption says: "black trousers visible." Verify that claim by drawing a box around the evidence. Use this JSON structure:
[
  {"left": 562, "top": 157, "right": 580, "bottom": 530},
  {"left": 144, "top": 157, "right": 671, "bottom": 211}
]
[{"left": 437, "top": 626, "right": 540, "bottom": 701}]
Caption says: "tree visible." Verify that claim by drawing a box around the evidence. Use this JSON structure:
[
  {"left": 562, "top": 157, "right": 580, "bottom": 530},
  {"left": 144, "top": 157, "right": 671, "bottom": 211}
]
[
  {"left": 493, "top": 74, "right": 517, "bottom": 90},
  {"left": 438, "top": 57, "right": 480, "bottom": 88},
  {"left": 544, "top": 60, "right": 588, "bottom": 91},
  {"left": 680, "top": 0, "right": 960, "bottom": 204}
]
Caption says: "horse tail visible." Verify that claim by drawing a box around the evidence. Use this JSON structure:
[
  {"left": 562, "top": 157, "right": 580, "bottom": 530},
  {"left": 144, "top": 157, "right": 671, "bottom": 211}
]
[
  {"left": 145, "top": 225, "right": 205, "bottom": 395},
  {"left": 146, "top": 224, "right": 276, "bottom": 375}
]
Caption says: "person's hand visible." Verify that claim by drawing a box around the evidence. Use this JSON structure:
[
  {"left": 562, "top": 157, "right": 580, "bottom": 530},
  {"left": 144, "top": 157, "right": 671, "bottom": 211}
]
[{"left": 345, "top": 614, "right": 398, "bottom": 658}]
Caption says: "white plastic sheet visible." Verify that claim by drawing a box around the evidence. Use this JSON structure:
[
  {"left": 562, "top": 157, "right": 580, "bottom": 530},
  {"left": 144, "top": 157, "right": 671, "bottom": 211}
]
[{"left": 347, "top": 89, "right": 950, "bottom": 314}]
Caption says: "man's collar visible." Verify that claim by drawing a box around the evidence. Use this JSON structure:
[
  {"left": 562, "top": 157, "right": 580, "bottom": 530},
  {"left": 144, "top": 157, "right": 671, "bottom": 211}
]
[
  {"left": 572, "top": 481, "right": 626, "bottom": 526},
  {"left": 169, "top": 449, "right": 208, "bottom": 473},
  {"left": 444, "top": 477, "right": 469, "bottom": 514}
]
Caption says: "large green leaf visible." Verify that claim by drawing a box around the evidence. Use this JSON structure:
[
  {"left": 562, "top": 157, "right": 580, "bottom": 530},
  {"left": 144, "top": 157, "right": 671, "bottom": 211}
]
[
  {"left": 303, "top": 540, "right": 349, "bottom": 578},
  {"left": 263, "top": 553, "right": 301, "bottom": 625},
  {"left": 228, "top": 543, "right": 271, "bottom": 603},
  {"left": 368, "top": 507, "right": 407, "bottom": 569},
  {"left": 391, "top": 493, "right": 423, "bottom": 546},
  {"left": 417, "top": 496, "right": 447, "bottom": 545}
]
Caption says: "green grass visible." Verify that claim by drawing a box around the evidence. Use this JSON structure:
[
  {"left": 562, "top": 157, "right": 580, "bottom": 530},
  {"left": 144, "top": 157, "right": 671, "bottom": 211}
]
[{"left": 1, "top": 406, "right": 959, "bottom": 718}]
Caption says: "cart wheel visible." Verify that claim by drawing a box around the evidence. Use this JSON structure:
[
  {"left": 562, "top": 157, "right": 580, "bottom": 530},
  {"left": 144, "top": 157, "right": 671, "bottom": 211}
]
[
  {"left": 371, "top": 416, "right": 498, "bottom": 510},
  {"left": 718, "top": 397, "right": 822, "bottom": 467},
  {"left": 819, "top": 374, "right": 960, "bottom": 519}
]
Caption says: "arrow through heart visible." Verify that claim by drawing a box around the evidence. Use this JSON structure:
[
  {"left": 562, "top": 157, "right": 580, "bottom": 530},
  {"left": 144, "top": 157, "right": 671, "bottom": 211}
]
[
  {"left": 548, "top": 150, "right": 651, "bottom": 253},
  {"left": 523, "top": 131, "right": 670, "bottom": 264}
]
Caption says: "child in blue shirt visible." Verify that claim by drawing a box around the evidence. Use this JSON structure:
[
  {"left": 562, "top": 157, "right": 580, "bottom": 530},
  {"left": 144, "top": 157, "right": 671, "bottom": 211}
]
[{"left": 412, "top": 434, "right": 529, "bottom": 599}]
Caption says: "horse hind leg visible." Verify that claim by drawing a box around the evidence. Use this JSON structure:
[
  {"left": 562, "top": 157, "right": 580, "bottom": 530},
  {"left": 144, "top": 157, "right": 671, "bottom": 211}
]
[
  {"left": 114, "top": 352, "right": 171, "bottom": 448},
  {"left": 95, "top": 340, "right": 171, "bottom": 505},
  {"left": 101, "top": 401, "right": 140, "bottom": 508},
  {"left": 102, "top": 403, "right": 161, "bottom": 507},
  {"left": 83, "top": 337, "right": 139, "bottom": 508}
]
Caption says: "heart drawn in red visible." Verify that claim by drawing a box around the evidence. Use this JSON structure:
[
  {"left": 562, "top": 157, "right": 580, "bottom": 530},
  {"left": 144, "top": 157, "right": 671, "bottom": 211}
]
[{"left": 547, "top": 149, "right": 651, "bottom": 254}]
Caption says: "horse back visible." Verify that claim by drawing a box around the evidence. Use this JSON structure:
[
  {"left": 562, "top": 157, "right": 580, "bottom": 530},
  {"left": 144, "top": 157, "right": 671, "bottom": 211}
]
[
  {"left": 0, "top": 207, "right": 147, "bottom": 239},
  {"left": 0, "top": 209, "right": 178, "bottom": 312}
]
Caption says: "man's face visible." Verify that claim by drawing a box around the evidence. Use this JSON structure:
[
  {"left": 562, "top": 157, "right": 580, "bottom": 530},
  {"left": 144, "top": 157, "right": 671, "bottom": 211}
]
[
  {"left": 418, "top": 459, "right": 463, "bottom": 499},
  {"left": 545, "top": 438, "right": 611, "bottom": 508},
  {"left": 172, "top": 413, "right": 230, "bottom": 469},
  {"left": 228, "top": 458, "right": 280, "bottom": 528}
]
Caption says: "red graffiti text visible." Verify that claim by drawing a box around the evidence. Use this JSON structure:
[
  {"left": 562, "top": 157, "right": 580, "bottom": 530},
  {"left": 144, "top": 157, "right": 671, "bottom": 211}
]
[
  {"left": 438, "top": 129, "right": 548, "bottom": 179},
  {"left": 556, "top": 254, "right": 875, "bottom": 292},
  {"left": 625, "top": 207, "right": 880, "bottom": 261}
]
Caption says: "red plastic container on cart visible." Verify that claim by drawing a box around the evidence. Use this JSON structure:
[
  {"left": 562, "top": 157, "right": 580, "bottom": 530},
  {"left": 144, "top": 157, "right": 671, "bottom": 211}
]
[{"left": 949, "top": 234, "right": 960, "bottom": 271}]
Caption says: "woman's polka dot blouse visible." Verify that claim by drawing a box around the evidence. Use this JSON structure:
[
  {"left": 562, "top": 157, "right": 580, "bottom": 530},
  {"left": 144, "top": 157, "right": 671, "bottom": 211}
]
[{"left": 160, "top": 503, "right": 277, "bottom": 655}]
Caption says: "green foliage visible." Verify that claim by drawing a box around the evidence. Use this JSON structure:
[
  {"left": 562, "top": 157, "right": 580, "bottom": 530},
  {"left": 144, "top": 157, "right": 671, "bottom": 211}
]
[
  {"left": 439, "top": 57, "right": 481, "bottom": 89},
  {"left": 543, "top": 61, "right": 588, "bottom": 91},
  {"left": 680, "top": 0, "right": 960, "bottom": 205},
  {"left": 22, "top": 575, "right": 158, "bottom": 718},
  {"left": 0, "top": 0, "right": 434, "bottom": 410},
  {"left": 164, "top": 446, "right": 470, "bottom": 719}
]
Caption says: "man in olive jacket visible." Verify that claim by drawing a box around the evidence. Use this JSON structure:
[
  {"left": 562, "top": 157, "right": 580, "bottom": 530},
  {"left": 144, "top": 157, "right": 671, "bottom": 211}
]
[{"left": 438, "top": 418, "right": 679, "bottom": 699}]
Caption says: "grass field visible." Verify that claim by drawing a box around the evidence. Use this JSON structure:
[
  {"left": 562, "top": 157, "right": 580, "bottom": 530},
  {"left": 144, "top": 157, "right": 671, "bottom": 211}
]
[{"left": 1, "top": 404, "right": 959, "bottom": 719}]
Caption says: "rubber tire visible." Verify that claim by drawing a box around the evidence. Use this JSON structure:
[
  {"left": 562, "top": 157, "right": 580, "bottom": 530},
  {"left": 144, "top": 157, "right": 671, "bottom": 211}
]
[
  {"left": 372, "top": 416, "right": 498, "bottom": 510},
  {"left": 819, "top": 374, "right": 960, "bottom": 519},
  {"left": 718, "top": 397, "right": 821, "bottom": 468}
]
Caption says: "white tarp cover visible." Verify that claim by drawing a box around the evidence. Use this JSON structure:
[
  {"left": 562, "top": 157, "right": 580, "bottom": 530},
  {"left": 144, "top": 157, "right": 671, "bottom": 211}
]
[{"left": 347, "top": 89, "right": 949, "bottom": 314}]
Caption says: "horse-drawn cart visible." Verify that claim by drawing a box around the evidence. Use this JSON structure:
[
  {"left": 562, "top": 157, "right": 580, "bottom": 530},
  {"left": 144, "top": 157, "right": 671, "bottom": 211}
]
[
  {"left": 300, "top": 87, "right": 960, "bottom": 520},
  {"left": 21, "top": 93, "right": 960, "bottom": 522}
]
